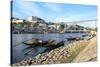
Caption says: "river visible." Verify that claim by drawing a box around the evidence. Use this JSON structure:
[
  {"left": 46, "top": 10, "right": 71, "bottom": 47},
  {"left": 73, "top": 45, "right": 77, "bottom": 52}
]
[{"left": 11, "top": 33, "right": 87, "bottom": 64}]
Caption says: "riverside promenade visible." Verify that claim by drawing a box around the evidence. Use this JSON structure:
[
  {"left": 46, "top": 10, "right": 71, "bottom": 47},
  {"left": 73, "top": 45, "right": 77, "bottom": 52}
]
[{"left": 12, "top": 36, "right": 97, "bottom": 66}]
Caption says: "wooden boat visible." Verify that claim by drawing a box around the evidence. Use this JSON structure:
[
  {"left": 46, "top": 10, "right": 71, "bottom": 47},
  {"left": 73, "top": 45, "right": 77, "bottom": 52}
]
[
  {"left": 23, "top": 38, "right": 45, "bottom": 47},
  {"left": 43, "top": 40, "right": 64, "bottom": 50},
  {"left": 23, "top": 38, "right": 64, "bottom": 49},
  {"left": 67, "top": 37, "right": 80, "bottom": 41}
]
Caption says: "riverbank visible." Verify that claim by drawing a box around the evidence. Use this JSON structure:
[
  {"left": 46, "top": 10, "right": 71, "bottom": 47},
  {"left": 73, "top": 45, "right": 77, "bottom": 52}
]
[
  {"left": 72, "top": 36, "right": 97, "bottom": 62},
  {"left": 12, "top": 36, "right": 97, "bottom": 66}
]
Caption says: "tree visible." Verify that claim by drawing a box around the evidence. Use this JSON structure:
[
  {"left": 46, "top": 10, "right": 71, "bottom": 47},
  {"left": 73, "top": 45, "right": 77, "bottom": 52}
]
[
  {"left": 60, "top": 22, "right": 65, "bottom": 29},
  {"left": 33, "top": 22, "right": 39, "bottom": 28}
]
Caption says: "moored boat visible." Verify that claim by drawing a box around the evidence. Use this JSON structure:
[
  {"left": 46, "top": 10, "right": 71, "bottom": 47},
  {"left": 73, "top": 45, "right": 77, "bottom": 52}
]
[
  {"left": 23, "top": 38, "right": 65, "bottom": 49},
  {"left": 23, "top": 38, "right": 44, "bottom": 47}
]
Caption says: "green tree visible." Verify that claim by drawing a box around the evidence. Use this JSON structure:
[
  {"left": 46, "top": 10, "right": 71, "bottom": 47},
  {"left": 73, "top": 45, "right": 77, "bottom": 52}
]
[
  {"left": 60, "top": 22, "right": 65, "bottom": 29},
  {"left": 33, "top": 22, "right": 39, "bottom": 28}
]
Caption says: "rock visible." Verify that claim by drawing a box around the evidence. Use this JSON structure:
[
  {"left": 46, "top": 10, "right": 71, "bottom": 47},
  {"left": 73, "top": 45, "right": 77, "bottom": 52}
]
[
  {"left": 42, "top": 61, "right": 48, "bottom": 64},
  {"left": 52, "top": 56, "right": 56, "bottom": 59},
  {"left": 58, "top": 57, "right": 62, "bottom": 60},
  {"left": 26, "top": 64, "right": 29, "bottom": 66},
  {"left": 35, "top": 54, "right": 41, "bottom": 59},
  {"left": 67, "top": 54, "right": 71, "bottom": 57},
  {"left": 12, "top": 64, "right": 16, "bottom": 66},
  {"left": 31, "top": 60, "right": 35, "bottom": 63},
  {"left": 16, "top": 63, "right": 21, "bottom": 66}
]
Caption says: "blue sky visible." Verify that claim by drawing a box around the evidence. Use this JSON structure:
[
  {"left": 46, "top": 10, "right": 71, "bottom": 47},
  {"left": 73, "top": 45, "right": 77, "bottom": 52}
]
[{"left": 12, "top": 0, "right": 97, "bottom": 28}]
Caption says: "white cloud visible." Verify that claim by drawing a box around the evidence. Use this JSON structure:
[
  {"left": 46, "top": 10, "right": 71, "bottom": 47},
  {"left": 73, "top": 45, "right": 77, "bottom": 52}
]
[
  {"left": 13, "top": 0, "right": 42, "bottom": 19},
  {"left": 41, "top": 2, "right": 62, "bottom": 13},
  {"left": 53, "top": 12, "right": 97, "bottom": 28},
  {"left": 53, "top": 11, "right": 97, "bottom": 22}
]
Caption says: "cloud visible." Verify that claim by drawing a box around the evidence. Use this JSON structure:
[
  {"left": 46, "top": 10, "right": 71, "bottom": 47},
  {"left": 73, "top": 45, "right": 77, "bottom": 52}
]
[
  {"left": 53, "top": 11, "right": 97, "bottom": 22},
  {"left": 13, "top": 0, "right": 43, "bottom": 19},
  {"left": 41, "top": 2, "right": 62, "bottom": 13},
  {"left": 52, "top": 11, "right": 97, "bottom": 28}
]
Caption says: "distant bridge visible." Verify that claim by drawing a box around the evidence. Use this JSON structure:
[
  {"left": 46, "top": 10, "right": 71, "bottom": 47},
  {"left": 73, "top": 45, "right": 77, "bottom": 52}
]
[
  {"left": 63, "top": 19, "right": 97, "bottom": 23},
  {"left": 61, "top": 30, "right": 90, "bottom": 33},
  {"left": 61, "top": 19, "right": 97, "bottom": 34}
]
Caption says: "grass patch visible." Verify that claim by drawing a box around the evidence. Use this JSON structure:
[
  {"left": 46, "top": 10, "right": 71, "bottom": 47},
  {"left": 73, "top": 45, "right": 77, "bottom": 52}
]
[{"left": 60, "top": 40, "right": 89, "bottom": 63}]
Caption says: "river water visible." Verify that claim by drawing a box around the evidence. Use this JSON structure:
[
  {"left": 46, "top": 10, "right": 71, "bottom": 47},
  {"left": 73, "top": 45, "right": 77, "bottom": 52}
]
[{"left": 12, "top": 33, "right": 87, "bottom": 64}]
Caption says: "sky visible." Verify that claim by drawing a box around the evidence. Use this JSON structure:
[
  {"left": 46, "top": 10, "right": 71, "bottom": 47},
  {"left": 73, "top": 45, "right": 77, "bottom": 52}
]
[{"left": 12, "top": 0, "right": 97, "bottom": 28}]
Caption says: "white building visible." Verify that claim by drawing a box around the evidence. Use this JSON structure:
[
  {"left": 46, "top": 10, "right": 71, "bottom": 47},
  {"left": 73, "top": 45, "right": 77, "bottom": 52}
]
[
  {"left": 28, "top": 16, "right": 45, "bottom": 23},
  {"left": 12, "top": 18, "right": 24, "bottom": 24},
  {"left": 39, "top": 23, "right": 47, "bottom": 28}
]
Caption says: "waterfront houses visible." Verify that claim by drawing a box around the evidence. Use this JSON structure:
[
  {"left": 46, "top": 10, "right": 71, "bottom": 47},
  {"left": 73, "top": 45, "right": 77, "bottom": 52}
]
[
  {"left": 11, "top": 16, "right": 94, "bottom": 34},
  {"left": 11, "top": 16, "right": 48, "bottom": 33},
  {"left": 11, "top": 17, "right": 26, "bottom": 24}
]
